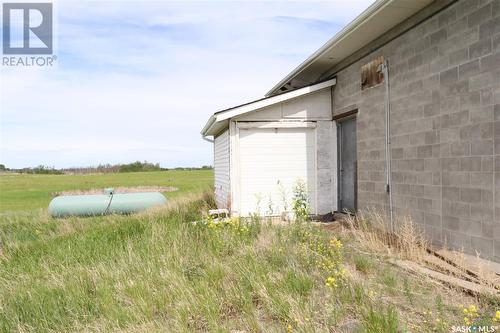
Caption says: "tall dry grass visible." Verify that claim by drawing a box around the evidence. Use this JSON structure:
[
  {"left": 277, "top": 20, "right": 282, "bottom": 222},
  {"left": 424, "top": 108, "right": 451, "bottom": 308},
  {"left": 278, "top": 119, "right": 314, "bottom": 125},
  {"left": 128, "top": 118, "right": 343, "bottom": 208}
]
[
  {"left": 343, "top": 209, "right": 428, "bottom": 262},
  {"left": 342, "top": 209, "right": 500, "bottom": 292},
  {"left": 0, "top": 191, "right": 357, "bottom": 332},
  {"left": 1, "top": 193, "right": 496, "bottom": 332}
]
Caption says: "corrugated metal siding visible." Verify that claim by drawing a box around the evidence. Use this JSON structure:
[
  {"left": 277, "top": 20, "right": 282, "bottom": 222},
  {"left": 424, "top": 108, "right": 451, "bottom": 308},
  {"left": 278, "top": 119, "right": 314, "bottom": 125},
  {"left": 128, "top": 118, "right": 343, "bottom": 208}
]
[{"left": 214, "top": 130, "right": 230, "bottom": 209}]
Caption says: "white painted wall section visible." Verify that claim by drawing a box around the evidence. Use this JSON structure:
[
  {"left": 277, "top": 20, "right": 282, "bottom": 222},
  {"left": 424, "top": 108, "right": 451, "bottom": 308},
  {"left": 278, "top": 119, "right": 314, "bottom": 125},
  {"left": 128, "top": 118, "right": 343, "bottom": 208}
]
[
  {"left": 214, "top": 129, "right": 230, "bottom": 209},
  {"left": 316, "top": 120, "right": 337, "bottom": 214},
  {"left": 234, "top": 88, "right": 332, "bottom": 121}
]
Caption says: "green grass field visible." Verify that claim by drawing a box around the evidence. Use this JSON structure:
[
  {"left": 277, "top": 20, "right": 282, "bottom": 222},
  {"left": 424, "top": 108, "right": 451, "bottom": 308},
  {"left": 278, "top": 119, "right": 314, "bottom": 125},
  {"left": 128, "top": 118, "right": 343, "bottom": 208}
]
[
  {"left": 0, "top": 170, "right": 213, "bottom": 212},
  {"left": 0, "top": 171, "right": 497, "bottom": 332}
]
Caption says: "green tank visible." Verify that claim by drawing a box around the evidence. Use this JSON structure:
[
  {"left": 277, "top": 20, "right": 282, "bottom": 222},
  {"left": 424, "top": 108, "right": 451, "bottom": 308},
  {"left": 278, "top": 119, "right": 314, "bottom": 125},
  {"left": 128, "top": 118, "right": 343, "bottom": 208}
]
[{"left": 48, "top": 189, "right": 167, "bottom": 217}]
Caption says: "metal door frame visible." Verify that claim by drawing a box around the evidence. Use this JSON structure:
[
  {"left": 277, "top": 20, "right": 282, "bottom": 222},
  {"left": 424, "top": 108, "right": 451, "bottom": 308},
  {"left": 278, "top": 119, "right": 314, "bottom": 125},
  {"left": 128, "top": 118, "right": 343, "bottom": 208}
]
[{"left": 337, "top": 115, "right": 357, "bottom": 213}]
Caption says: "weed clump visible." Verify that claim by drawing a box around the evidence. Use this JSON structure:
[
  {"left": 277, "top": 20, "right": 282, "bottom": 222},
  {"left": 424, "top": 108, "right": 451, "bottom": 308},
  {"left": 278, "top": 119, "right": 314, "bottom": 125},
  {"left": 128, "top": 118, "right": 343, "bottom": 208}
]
[
  {"left": 353, "top": 254, "right": 374, "bottom": 275},
  {"left": 344, "top": 210, "right": 427, "bottom": 262},
  {"left": 291, "top": 179, "right": 309, "bottom": 222}
]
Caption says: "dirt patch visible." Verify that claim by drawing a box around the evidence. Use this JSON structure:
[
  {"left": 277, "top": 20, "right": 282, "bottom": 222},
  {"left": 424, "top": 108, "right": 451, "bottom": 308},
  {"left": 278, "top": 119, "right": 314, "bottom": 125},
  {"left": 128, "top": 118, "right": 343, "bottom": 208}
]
[{"left": 54, "top": 186, "right": 178, "bottom": 196}]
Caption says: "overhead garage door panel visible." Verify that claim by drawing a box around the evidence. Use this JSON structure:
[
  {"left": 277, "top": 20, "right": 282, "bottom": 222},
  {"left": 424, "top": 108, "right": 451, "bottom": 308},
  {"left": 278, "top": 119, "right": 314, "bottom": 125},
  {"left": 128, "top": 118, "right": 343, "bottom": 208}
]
[{"left": 239, "top": 127, "right": 316, "bottom": 216}]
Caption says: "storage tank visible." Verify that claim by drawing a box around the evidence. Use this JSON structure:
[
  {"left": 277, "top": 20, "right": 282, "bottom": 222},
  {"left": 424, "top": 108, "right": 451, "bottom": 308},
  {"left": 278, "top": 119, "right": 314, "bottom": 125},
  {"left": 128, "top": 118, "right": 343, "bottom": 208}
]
[{"left": 49, "top": 189, "right": 167, "bottom": 217}]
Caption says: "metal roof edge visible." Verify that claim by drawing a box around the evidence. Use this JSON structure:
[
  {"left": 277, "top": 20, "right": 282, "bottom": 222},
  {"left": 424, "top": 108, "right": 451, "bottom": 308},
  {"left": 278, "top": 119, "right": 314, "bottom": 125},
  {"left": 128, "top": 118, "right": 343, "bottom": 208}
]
[{"left": 264, "top": 0, "right": 395, "bottom": 97}]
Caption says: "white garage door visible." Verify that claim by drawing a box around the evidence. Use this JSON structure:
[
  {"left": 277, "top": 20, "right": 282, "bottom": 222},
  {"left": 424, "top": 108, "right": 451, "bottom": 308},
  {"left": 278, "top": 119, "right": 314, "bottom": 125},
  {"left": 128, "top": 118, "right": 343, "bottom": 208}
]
[{"left": 238, "top": 127, "right": 316, "bottom": 216}]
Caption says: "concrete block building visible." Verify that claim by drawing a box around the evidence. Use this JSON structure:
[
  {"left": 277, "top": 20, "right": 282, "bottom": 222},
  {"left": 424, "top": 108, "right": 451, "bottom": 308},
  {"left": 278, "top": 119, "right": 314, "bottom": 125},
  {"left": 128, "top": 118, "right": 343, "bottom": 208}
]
[{"left": 202, "top": 0, "right": 500, "bottom": 261}]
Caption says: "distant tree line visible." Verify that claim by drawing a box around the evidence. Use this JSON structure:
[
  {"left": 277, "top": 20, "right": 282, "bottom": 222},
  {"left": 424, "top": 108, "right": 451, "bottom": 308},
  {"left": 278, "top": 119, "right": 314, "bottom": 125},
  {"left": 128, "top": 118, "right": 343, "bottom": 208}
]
[
  {"left": 169, "top": 166, "right": 213, "bottom": 171},
  {"left": 0, "top": 164, "right": 63, "bottom": 175},
  {"left": 118, "top": 161, "right": 161, "bottom": 173},
  {"left": 63, "top": 164, "right": 121, "bottom": 174},
  {"left": 0, "top": 162, "right": 213, "bottom": 175}
]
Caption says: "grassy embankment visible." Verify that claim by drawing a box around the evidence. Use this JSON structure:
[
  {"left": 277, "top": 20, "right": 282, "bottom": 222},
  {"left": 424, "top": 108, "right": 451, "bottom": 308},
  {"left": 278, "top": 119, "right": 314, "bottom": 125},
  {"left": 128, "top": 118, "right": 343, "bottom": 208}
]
[
  {"left": 0, "top": 171, "right": 498, "bottom": 331},
  {"left": 0, "top": 195, "right": 498, "bottom": 331}
]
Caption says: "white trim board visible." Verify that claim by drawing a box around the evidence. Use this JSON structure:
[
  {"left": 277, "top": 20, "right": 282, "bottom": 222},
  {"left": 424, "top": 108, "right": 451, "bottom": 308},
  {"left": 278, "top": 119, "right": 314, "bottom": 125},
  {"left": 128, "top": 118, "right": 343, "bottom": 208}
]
[{"left": 236, "top": 121, "right": 317, "bottom": 129}]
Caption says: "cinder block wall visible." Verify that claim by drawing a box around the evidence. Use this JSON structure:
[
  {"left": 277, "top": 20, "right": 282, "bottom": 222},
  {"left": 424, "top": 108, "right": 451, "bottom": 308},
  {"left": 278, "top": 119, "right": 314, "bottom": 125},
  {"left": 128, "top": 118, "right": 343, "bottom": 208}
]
[{"left": 331, "top": 0, "right": 500, "bottom": 261}]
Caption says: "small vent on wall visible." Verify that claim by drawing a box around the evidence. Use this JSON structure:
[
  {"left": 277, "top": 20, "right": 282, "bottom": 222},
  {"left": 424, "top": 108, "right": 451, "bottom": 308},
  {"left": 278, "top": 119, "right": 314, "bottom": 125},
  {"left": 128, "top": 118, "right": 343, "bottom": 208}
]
[{"left": 361, "top": 56, "right": 384, "bottom": 90}]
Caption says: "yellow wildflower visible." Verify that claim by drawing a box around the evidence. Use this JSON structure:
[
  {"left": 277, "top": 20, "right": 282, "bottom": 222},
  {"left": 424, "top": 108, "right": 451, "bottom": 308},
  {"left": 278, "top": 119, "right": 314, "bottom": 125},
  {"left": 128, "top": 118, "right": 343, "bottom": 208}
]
[
  {"left": 468, "top": 305, "right": 477, "bottom": 313},
  {"left": 325, "top": 276, "right": 337, "bottom": 288},
  {"left": 329, "top": 238, "right": 343, "bottom": 249}
]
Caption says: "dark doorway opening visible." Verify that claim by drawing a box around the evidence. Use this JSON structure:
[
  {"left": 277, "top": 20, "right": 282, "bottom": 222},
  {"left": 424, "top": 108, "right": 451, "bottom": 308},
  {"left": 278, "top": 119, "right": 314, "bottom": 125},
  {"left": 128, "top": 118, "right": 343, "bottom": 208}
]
[{"left": 337, "top": 116, "right": 357, "bottom": 213}]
